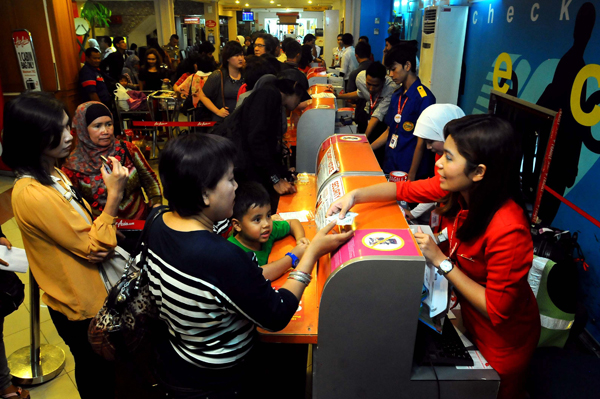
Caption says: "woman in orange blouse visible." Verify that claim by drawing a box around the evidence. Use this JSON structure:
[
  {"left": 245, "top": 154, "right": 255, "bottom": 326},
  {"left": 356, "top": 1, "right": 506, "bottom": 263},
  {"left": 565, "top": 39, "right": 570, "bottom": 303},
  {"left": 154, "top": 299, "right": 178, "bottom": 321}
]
[{"left": 2, "top": 93, "right": 129, "bottom": 399}]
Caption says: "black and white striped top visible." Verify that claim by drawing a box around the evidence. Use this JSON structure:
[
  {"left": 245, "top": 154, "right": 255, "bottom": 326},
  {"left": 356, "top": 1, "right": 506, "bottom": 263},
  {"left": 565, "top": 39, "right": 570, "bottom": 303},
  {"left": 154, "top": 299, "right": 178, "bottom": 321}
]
[{"left": 146, "top": 214, "right": 299, "bottom": 369}]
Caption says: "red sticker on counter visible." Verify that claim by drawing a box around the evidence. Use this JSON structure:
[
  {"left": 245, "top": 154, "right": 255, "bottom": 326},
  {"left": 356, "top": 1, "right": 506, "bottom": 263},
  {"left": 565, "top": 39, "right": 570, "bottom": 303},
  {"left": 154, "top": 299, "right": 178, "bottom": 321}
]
[{"left": 330, "top": 229, "right": 420, "bottom": 271}]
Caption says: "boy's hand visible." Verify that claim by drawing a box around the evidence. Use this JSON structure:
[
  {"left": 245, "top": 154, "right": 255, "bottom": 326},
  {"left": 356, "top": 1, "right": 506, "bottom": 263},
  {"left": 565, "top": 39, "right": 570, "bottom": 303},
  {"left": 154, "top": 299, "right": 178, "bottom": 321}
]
[
  {"left": 291, "top": 241, "right": 309, "bottom": 260},
  {"left": 296, "top": 237, "right": 310, "bottom": 246}
]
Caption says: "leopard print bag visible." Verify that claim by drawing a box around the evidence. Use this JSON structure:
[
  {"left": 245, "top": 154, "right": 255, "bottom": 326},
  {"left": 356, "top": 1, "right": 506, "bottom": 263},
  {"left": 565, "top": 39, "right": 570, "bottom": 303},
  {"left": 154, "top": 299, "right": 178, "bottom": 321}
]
[{"left": 88, "top": 208, "right": 165, "bottom": 361}]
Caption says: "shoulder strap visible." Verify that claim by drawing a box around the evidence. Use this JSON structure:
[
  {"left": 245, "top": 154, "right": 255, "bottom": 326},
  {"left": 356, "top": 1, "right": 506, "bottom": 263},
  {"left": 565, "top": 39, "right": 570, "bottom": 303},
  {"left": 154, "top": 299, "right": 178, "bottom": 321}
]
[
  {"left": 189, "top": 74, "right": 195, "bottom": 96},
  {"left": 220, "top": 70, "right": 225, "bottom": 108},
  {"left": 51, "top": 171, "right": 93, "bottom": 224}
]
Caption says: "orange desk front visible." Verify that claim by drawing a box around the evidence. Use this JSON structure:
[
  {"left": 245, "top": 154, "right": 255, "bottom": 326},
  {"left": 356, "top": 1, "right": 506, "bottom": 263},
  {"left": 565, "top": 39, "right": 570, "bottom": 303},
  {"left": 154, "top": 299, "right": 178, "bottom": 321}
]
[
  {"left": 315, "top": 134, "right": 383, "bottom": 194},
  {"left": 257, "top": 174, "right": 415, "bottom": 343}
]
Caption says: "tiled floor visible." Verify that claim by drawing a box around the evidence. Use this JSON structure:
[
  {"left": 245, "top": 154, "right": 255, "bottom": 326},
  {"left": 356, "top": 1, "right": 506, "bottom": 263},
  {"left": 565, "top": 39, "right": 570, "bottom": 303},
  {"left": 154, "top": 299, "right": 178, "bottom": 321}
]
[{"left": 0, "top": 174, "right": 81, "bottom": 398}]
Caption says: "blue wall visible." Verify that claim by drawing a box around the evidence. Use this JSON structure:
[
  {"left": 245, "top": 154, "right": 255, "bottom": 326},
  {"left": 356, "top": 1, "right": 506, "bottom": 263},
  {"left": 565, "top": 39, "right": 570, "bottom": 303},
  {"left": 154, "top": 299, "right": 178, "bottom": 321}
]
[
  {"left": 458, "top": 0, "right": 600, "bottom": 341},
  {"left": 359, "top": 0, "right": 394, "bottom": 62}
]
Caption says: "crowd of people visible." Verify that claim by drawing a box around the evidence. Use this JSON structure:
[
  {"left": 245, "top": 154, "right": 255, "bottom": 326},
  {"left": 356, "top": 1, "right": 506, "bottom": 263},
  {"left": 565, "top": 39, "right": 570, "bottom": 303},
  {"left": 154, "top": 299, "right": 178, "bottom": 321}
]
[{"left": 0, "top": 30, "right": 540, "bottom": 399}]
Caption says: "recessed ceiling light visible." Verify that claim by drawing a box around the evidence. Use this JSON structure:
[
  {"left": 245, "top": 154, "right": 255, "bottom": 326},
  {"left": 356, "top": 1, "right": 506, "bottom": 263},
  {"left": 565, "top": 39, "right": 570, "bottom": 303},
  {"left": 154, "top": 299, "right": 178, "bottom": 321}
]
[
  {"left": 308, "top": 0, "right": 312, "bottom": 3},
  {"left": 235, "top": 0, "right": 239, "bottom": 3},
  {"left": 277, "top": 4, "right": 281, "bottom": 6},
  {"left": 245, "top": 3, "right": 249, "bottom": 6},
  {"left": 270, "top": 0, "right": 274, "bottom": 3}
]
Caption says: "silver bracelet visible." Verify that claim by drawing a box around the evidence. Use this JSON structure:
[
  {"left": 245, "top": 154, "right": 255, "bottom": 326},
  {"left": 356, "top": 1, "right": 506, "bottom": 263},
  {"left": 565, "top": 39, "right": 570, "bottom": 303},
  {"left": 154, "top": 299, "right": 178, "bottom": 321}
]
[
  {"left": 289, "top": 270, "right": 312, "bottom": 283},
  {"left": 287, "top": 274, "right": 311, "bottom": 286}
]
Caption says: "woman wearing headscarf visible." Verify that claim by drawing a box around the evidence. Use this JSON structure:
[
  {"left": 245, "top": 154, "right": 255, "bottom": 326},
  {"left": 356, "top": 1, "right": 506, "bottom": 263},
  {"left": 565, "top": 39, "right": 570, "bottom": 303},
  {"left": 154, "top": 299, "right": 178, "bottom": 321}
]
[
  {"left": 62, "top": 102, "right": 162, "bottom": 220},
  {"left": 405, "top": 104, "right": 465, "bottom": 221}
]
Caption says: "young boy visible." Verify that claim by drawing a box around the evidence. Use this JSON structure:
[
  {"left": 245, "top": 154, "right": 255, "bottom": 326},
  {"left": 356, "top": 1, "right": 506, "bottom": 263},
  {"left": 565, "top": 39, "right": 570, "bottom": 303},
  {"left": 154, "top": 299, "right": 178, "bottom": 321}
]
[{"left": 228, "top": 182, "right": 309, "bottom": 281}]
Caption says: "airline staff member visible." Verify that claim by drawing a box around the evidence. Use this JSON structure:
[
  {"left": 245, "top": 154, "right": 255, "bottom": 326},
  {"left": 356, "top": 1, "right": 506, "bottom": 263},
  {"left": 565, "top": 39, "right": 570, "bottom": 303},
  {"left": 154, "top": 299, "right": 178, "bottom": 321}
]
[{"left": 371, "top": 43, "right": 435, "bottom": 180}]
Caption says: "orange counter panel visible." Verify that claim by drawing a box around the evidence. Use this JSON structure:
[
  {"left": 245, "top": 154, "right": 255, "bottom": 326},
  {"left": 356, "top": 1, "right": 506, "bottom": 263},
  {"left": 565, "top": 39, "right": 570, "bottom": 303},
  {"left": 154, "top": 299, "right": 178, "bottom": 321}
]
[
  {"left": 258, "top": 176, "right": 319, "bottom": 343},
  {"left": 316, "top": 135, "right": 382, "bottom": 180},
  {"left": 258, "top": 174, "right": 416, "bottom": 344}
]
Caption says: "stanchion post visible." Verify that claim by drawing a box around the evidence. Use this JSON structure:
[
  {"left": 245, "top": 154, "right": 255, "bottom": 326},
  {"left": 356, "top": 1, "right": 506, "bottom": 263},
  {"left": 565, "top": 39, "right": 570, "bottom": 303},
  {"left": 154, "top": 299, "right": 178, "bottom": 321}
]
[{"left": 7, "top": 271, "right": 66, "bottom": 385}]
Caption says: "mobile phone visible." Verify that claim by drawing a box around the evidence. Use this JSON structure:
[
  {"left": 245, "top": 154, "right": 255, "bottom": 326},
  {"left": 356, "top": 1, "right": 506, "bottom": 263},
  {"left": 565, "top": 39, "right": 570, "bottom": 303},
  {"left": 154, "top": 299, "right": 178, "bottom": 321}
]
[{"left": 100, "top": 155, "right": 112, "bottom": 174}]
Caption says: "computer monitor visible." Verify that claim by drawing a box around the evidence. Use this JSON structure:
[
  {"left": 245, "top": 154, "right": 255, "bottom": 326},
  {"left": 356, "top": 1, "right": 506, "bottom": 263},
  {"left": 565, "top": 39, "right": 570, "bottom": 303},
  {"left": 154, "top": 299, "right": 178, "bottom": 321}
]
[
  {"left": 488, "top": 89, "right": 559, "bottom": 224},
  {"left": 242, "top": 11, "right": 254, "bottom": 22}
]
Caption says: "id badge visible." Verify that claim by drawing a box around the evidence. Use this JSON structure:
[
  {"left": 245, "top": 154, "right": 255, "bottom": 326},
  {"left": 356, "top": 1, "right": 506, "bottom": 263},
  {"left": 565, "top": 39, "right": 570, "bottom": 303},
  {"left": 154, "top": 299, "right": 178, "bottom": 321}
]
[
  {"left": 389, "top": 134, "right": 398, "bottom": 149},
  {"left": 430, "top": 210, "right": 440, "bottom": 228}
]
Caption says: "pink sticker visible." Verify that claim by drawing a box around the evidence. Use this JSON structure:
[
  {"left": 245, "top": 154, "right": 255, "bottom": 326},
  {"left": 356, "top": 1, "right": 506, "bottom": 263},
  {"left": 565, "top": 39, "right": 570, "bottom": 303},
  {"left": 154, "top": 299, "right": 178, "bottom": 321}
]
[{"left": 330, "top": 229, "right": 420, "bottom": 272}]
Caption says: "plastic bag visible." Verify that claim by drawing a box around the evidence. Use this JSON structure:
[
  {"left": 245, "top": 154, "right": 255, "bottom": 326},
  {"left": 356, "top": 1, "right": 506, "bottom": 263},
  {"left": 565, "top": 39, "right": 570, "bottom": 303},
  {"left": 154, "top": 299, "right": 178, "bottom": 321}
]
[{"left": 114, "top": 83, "right": 130, "bottom": 111}]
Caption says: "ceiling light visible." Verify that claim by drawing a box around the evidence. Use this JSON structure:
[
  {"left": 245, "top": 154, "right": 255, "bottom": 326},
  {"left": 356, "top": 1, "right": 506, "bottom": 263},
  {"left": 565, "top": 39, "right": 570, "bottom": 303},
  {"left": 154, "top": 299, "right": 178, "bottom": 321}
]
[
  {"left": 308, "top": 0, "right": 312, "bottom": 3},
  {"left": 277, "top": 4, "right": 281, "bottom": 6},
  {"left": 235, "top": 0, "right": 239, "bottom": 3},
  {"left": 270, "top": 0, "right": 274, "bottom": 3},
  {"left": 245, "top": 3, "right": 249, "bottom": 6}
]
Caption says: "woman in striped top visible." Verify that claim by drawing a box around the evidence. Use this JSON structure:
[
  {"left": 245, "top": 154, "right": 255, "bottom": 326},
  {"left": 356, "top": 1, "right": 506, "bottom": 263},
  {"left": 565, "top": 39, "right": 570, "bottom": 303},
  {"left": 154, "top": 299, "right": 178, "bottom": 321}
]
[{"left": 147, "top": 133, "right": 352, "bottom": 397}]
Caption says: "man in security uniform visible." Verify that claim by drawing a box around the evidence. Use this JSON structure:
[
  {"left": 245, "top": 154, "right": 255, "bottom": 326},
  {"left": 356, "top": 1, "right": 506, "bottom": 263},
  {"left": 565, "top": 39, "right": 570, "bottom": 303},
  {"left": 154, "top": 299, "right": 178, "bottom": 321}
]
[{"left": 373, "top": 42, "right": 436, "bottom": 180}]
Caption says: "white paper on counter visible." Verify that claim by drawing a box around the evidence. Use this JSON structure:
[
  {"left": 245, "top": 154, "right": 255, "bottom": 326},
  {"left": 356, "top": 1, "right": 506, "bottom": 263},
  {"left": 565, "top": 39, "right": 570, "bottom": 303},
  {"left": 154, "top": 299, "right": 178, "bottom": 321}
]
[
  {"left": 278, "top": 211, "right": 312, "bottom": 223},
  {"left": 0, "top": 246, "right": 29, "bottom": 273},
  {"left": 311, "top": 92, "right": 336, "bottom": 99},
  {"left": 325, "top": 212, "right": 358, "bottom": 226},
  {"left": 456, "top": 350, "right": 493, "bottom": 370}
]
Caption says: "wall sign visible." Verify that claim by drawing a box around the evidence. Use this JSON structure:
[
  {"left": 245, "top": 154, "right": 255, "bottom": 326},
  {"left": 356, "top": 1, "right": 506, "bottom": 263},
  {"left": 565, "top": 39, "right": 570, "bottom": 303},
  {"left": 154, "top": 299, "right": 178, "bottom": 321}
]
[
  {"left": 184, "top": 17, "right": 200, "bottom": 24},
  {"left": 12, "top": 30, "right": 42, "bottom": 92},
  {"left": 206, "top": 20, "right": 217, "bottom": 28}
]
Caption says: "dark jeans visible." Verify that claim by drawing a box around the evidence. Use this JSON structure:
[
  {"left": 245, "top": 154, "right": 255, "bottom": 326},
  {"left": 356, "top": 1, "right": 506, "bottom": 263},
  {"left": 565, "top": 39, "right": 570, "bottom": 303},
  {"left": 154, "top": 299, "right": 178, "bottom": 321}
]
[{"left": 48, "top": 308, "right": 116, "bottom": 399}]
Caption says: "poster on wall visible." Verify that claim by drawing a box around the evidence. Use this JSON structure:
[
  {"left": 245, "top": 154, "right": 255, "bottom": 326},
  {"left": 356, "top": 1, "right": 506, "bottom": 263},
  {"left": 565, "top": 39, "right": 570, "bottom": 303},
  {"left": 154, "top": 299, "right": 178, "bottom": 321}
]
[
  {"left": 459, "top": 0, "right": 600, "bottom": 341},
  {"left": 12, "top": 30, "right": 42, "bottom": 92}
]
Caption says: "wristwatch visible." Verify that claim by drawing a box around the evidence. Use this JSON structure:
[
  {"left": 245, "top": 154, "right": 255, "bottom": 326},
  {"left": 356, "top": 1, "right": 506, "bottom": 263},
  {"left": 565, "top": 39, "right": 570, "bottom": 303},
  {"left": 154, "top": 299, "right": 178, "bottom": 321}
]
[
  {"left": 438, "top": 258, "right": 454, "bottom": 276},
  {"left": 286, "top": 252, "right": 299, "bottom": 268},
  {"left": 271, "top": 174, "right": 281, "bottom": 185}
]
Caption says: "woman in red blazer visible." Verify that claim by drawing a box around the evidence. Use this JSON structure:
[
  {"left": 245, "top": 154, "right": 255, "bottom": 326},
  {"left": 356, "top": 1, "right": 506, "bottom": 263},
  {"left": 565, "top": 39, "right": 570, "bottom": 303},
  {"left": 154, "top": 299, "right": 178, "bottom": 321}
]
[{"left": 329, "top": 114, "right": 540, "bottom": 399}]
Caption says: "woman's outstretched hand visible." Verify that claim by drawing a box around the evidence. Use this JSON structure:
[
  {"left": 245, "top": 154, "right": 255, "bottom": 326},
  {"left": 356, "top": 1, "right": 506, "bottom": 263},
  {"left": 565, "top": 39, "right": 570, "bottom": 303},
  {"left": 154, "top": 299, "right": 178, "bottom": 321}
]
[
  {"left": 307, "top": 220, "right": 354, "bottom": 259},
  {"left": 327, "top": 191, "right": 356, "bottom": 219}
]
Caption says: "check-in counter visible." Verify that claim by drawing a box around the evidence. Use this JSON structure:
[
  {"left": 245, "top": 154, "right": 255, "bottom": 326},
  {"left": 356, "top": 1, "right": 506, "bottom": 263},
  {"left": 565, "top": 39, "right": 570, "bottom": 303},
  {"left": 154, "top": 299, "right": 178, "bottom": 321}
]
[{"left": 258, "top": 136, "right": 500, "bottom": 398}]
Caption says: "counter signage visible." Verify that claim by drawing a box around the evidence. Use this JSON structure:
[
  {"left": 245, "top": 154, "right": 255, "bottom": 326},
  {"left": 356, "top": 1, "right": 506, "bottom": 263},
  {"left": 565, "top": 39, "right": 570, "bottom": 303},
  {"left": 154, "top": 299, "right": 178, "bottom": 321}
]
[
  {"left": 330, "top": 229, "right": 421, "bottom": 271},
  {"left": 315, "top": 176, "right": 345, "bottom": 230},
  {"left": 339, "top": 135, "right": 368, "bottom": 143},
  {"left": 316, "top": 146, "right": 339, "bottom": 189},
  {"left": 12, "top": 30, "right": 42, "bottom": 92}
]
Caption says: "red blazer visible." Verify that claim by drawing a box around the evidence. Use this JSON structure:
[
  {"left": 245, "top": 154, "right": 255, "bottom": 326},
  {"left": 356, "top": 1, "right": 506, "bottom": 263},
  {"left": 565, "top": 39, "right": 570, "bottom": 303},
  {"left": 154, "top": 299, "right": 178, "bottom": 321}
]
[{"left": 396, "top": 176, "right": 540, "bottom": 376}]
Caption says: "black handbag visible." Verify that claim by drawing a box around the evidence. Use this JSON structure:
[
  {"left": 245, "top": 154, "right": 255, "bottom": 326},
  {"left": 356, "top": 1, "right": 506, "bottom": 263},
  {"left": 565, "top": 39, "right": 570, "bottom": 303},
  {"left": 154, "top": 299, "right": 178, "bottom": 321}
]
[
  {"left": 181, "top": 74, "right": 196, "bottom": 116},
  {"left": 0, "top": 270, "right": 25, "bottom": 318},
  {"left": 88, "top": 207, "right": 166, "bottom": 361}
]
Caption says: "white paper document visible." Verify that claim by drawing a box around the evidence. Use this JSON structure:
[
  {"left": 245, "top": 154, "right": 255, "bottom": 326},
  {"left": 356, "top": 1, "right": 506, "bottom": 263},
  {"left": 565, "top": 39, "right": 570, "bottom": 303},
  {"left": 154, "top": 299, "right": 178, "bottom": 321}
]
[
  {"left": 410, "top": 225, "right": 449, "bottom": 318},
  {"left": 0, "top": 246, "right": 29, "bottom": 273},
  {"left": 278, "top": 211, "right": 312, "bottom": 223},
  {"left": 311, "top": 92, "right": 336, "bottom": 99}
]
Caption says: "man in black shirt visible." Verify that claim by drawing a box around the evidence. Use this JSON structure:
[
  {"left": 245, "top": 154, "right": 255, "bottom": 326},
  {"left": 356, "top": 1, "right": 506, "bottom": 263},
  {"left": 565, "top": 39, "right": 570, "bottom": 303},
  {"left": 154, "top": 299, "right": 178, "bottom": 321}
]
[
  {"left": 100, "top": 36, "right": 127, "bottom": 83},
  {"left": 79, "top": 48, "right": 111, "bottom": 108},
  {"left": 346, "top": 41, "right": 372, "bottom": 93}
]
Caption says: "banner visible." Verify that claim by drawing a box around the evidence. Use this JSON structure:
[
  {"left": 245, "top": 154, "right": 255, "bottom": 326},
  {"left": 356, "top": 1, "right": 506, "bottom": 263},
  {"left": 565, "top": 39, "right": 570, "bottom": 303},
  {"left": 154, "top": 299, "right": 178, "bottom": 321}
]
[{"left": 12, "top": 30, "right": 42, "bottom": 92}]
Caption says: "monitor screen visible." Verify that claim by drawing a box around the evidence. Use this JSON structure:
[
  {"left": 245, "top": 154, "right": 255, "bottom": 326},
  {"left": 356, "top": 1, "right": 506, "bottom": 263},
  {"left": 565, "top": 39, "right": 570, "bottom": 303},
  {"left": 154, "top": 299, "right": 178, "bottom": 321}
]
[{"left": 242, "top": 11, "right": 254, "bottom": 22}]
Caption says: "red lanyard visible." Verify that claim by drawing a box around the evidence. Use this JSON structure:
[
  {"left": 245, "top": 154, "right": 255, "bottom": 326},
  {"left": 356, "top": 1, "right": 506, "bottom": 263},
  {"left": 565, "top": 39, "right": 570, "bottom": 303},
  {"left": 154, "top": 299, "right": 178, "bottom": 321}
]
[
  {"left": 448, "top": 214, "right": 460, "bottom": 260},
  {"left": 369, "top": 93, "right": 380, "bottom": 113},
  {"left": 395, "top": 97, "right": 408, "bottom": 130}
]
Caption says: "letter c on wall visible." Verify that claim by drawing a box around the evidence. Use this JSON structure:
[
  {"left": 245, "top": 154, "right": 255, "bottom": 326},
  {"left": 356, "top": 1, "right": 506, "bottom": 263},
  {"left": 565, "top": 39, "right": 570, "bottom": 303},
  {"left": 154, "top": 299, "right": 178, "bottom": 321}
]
[
  {"left": 473, "top": 10, "right": 478, "bottom": 24},
  {"left": 493, "top": 52, "right": 513, "bottom": 93},
  {"left": 571, "top": 64, "right": 600, "bottom": 127}
]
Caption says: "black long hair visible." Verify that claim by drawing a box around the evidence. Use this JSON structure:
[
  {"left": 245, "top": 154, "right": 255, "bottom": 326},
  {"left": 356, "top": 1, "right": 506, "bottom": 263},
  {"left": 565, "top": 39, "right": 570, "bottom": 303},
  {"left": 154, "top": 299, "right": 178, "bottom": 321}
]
[
  {"left": 299, "top": 44, "right": 313, "bottom": 69},
  {"left": 2, "top": 92, "right": 70, "bottom": 185},
  {"left": 437, "top": 114, "right": 527, "bottom": 242}
]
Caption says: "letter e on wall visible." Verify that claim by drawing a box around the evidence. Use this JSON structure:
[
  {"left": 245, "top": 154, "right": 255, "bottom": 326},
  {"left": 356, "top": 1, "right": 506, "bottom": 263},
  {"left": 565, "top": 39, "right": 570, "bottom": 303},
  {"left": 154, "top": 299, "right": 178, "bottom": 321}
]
[{"left": 493, "top": 52, "right": 513, "bottom": 93}]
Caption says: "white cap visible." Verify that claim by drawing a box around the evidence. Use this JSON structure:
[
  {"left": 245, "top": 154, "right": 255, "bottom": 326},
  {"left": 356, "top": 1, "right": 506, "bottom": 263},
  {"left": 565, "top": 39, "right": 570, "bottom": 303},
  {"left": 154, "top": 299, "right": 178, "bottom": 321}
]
[{"left": 413, "top": 104, "right": 466, "bottom": 143}]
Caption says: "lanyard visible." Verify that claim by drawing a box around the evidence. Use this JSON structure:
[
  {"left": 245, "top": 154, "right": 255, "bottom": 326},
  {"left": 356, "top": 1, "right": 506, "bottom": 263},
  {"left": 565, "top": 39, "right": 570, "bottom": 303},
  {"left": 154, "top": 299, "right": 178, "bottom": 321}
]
[
  {"left": 369, "top": 93, "right": 380, "bottom": 114},
  {"left": 448, "top": 214, "right": 461, "bottom": 260},
  {"left": 395, "top": 97, "right": 408, "bottom": 130}
]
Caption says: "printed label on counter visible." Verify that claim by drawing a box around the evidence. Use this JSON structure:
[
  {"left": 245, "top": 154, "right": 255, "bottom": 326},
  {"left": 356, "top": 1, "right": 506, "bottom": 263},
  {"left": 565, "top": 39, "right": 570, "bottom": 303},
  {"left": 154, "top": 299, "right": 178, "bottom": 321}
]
[
  {"left": 330, "top": 229, "right": 420, "bottom": 271},
  {"left": 316, "top": 146, "right": 340, "bottom": 190},
  {"left": 315, "top": 176, "right": 345, "bottom": 230}
]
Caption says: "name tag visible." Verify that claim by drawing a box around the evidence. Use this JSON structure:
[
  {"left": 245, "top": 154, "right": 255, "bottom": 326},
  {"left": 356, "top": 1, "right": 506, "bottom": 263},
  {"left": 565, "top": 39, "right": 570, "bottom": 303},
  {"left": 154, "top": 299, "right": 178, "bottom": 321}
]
[{"left": 389, "top": 134, "right": 398, "bottom": 149}]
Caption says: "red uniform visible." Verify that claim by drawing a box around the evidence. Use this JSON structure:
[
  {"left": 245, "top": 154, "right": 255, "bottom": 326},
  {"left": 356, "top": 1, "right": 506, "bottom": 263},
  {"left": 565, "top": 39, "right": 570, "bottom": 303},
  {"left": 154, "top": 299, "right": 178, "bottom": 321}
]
[{"left": 396, "top": 176, "right": 540, "bottom": 399}]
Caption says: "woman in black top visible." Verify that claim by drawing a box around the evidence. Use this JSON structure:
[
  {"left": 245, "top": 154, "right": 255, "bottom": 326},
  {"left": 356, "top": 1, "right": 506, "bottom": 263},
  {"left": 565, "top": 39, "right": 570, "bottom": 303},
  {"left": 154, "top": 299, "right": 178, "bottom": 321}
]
[
  {"left": 138, "top": 48, "right": 169, "bottom": 91},
  {"left": 148, "top": 134, "right": 352, "bottom": 397},
  {"left": 198, "top": 41, "right": 245, "bottom": 122}
]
